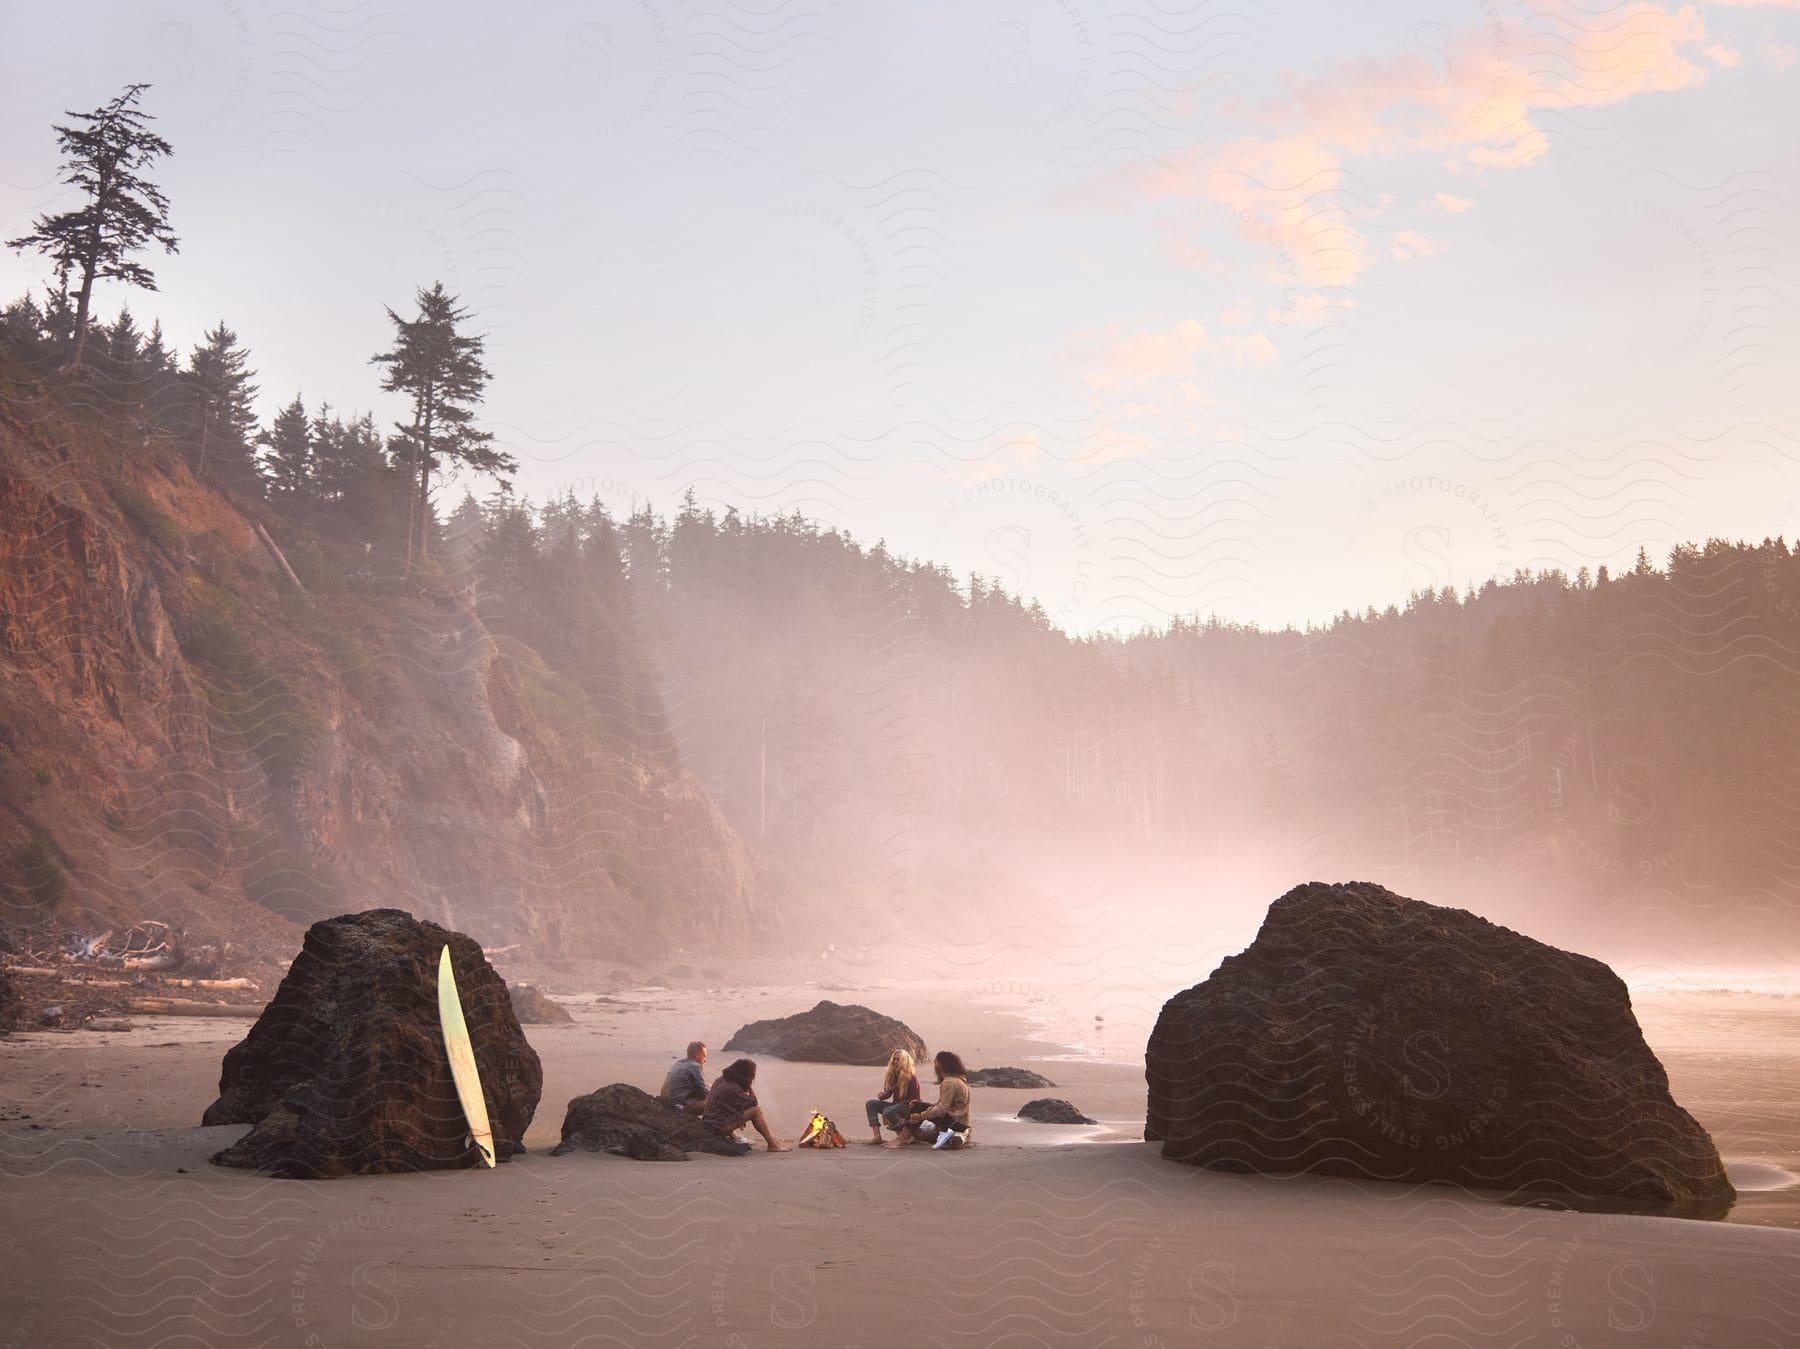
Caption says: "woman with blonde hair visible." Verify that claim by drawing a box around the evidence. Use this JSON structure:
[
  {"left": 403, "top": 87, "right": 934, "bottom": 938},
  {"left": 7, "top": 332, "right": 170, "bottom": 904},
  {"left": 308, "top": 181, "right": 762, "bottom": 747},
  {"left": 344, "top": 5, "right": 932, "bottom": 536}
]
[{"left": 864, "top": 1048, "right": 923, "bottom": 1143}]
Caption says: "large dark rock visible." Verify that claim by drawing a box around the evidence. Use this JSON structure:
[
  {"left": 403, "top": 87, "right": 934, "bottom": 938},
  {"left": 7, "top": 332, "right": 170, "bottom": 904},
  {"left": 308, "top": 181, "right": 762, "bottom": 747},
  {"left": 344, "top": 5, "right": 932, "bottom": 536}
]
[
  {"left": 509, "top": 984, "right": 574, "bottom": 1025},
  {"left": 1145, "top": 881, "right": 1733, "bottom": 1206},
  {"left": 969, "top": 1067, "right": 1057, "bottom": 1089},
  {"left": 204, "top": 908, "right": 541, "bottom": 1179},
  {"left": 1018, "top": 1098, "right": 1096, "bottom": 1124},
  {"left": 551, "top": 1083, "right": 747, "bottom": 1160},
  {"left": 724, "top": 999, "right": 925, "bottom": 1066}
]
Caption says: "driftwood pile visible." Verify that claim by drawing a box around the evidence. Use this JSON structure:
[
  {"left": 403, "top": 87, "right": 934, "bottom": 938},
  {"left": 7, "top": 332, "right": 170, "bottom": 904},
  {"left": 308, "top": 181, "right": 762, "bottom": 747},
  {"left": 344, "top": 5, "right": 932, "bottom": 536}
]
[{"left": 0, "top": 919, "right": 265, "bottom": 1031}]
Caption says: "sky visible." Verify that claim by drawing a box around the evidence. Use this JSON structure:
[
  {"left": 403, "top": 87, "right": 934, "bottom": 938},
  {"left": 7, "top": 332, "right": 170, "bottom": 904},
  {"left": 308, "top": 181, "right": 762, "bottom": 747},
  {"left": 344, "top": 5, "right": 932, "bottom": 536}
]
[{"left": 4, "top": 0, "right": 1800, "bottom": 633}]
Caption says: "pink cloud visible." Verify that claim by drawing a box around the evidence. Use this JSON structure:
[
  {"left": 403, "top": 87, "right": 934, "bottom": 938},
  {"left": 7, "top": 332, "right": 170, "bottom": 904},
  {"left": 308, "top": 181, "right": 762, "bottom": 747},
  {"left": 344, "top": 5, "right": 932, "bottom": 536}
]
[
  {"left": 1435, "top": 192, "right": 1476, "bottom": 212},
  {"left": 1132, "top": 0, "right": 1714, "bottom": 281},
  {"left": 1391, "top": 229, "right": 1447, "bottom": 262},
  {"left": 1087, "top": 319, "right": 1278, "bottom": 395},
  {"left": 1259, "top": 1, "right": 1709, "bottom": 168}
]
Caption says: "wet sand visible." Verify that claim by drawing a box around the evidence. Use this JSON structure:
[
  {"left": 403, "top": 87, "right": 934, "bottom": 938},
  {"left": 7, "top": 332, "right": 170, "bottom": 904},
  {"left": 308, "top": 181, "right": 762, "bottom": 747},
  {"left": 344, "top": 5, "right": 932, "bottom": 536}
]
[{"left": 3, "top": 981, "right": 1798, "bottom": 1347}]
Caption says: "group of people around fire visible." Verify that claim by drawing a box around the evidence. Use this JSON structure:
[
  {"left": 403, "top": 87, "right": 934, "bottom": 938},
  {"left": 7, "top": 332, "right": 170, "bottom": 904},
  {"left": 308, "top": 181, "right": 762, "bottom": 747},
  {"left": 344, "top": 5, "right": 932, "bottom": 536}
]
[{"left": 659, "top": 1040, "right": 973, "bottom": 1152}]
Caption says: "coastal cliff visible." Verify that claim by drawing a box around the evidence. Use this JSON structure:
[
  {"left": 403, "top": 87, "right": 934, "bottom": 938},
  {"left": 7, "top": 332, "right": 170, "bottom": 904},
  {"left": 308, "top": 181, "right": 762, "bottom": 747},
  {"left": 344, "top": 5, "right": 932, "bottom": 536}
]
[{"left": 0, "top": 364, "right": 774, "bottom": 964}]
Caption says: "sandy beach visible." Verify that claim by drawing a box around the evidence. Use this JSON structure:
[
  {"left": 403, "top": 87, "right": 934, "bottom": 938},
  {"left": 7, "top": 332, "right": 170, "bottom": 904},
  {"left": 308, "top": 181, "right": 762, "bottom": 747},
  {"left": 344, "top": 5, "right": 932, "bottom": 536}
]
[{"left": 1, "top": 978, "right": 1797, "bottom": 1348}]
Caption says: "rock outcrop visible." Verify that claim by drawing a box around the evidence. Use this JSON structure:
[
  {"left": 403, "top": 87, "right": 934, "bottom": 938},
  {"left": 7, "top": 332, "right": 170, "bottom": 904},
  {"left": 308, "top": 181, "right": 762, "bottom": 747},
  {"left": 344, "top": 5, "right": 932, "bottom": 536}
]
[
  {"left": 1017, "top": 1098, "right": 1095, "bottom": 1124},
  {"left": 1145, "top": 881, "right": 1734, "bottom": 1206},
  {"left": 509, "top": 984, "right": 574, "bottom": 1025},
  {"left": 204, "top": 909, "right": 541, "bottom": 1178},
  {"left": 550, "top": 1083, "right": 748, "bottom": 1160},
  {"left": 969, "top": 1067, "right": 1057, "bottom": 1089},
  {"left": 724, "top": 1000, "right": 926, "bottom": 1066}
]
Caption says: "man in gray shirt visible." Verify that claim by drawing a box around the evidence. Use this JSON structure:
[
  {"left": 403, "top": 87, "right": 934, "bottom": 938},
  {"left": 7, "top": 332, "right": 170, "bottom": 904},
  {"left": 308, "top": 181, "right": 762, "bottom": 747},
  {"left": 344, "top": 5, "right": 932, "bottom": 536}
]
[{"left": 661, "top": 1040, "right": 709, "bottom": 1115}]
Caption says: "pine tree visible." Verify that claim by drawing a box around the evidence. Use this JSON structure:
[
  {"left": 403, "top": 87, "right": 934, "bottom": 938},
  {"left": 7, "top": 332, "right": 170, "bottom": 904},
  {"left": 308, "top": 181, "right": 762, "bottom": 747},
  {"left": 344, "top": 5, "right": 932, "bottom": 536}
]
[
  {"left": 305, "top": 407, "right": 401, "bottom": 539},
  {"left": 370, "top": 282, "right": 514, "bottom": 572},
  {"left": 41, "top": 272, "right": 77, "bottom": 350},
  {"left": 306, "top": 403, "right": 344, "bottom": 500},
  {"left": 619, "top": 504, "right": 668, "bottom": 590},
  {"left": 259, "top": 394, "right": 312, "bottom": 501},
  {"left": 0, "top": 295, "right": 50, "bottom": 363},
  {"left": 143, "top": 318, "right": 172, "bottom": 374},
  {"left": 104, "top": 306, "right": 141, "bottom": 367},
  {"left": 181, "top": 322, "right": 261, "bottom": 492},
  {"left": 480, "top": 492, "right": 539, "bottom": 590},
  {"left": 101, "top": 306, "right": 148, "bottom": 414},
  {"left": 443, "top": 491, "right": 487, "bottom": 575},
  {"left": 5, "top": 84, "right": 179, "bottom": 373}
]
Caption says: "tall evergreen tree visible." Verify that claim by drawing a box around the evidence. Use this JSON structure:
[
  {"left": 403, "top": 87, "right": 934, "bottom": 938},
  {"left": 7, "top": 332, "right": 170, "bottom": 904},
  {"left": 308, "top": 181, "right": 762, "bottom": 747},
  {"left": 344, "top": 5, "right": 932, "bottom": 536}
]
[
  {"left": 443, "top": 491, "right": 488, "bottom": 575},
  {"left": 619, "top": 504, "right": 668, "bottom": 590},
  {"left": 0, "top": 295, "right": 51, "bottom": 364},
  {"left": 142, "top": 318, "right": 173, "bottom": 374},
  {"left": 105, "top": 305, "right": 141, "bottom": 366},
  {"left": 101, "top": 306, "right": 148, "bottom": 413},
  {"left": 5, "top": 84, "right": 178, "bottom": 373},
  {"left": 181, "top": 322, "right": 261, "bottom": 493},
  {"left": 41, "top": 271, "right": 77, "bottom": 351},
  {"left": 313, "top": 409, "right": 406, "bottom": 542},
  {"left": 259, "top": 394, "right": 312, "bottom": 501},
  {"left": 370, "top": 282, "right": 514, "bottom": 572},
  {"left": 480, "top": 492, "right": 539, "bottom": 590}
]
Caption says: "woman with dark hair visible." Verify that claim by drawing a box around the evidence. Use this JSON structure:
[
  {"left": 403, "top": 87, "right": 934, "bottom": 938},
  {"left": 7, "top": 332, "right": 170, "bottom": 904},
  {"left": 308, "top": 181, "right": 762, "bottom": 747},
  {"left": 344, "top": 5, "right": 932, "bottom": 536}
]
[
  {"left": 884, "top": 1050, "right": 971, "bottom": 1149},
  {"left": 701, "top": 1058, "right": 791, "bottom": 1152}
]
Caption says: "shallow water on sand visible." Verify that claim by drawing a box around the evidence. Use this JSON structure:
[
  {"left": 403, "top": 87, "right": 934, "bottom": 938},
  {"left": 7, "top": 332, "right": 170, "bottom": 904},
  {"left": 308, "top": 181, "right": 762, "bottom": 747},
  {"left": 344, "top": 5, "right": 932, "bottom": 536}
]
[{"left": 1632, "top": 993, "right": 1800, "bottom": 1228}]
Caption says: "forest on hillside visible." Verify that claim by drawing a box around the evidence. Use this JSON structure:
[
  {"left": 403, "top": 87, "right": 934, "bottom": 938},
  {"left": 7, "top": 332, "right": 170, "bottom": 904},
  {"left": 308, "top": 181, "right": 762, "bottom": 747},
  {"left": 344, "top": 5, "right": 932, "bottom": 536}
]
[{"left": 499, "top": 491, "right": 1800, "bottom": 944}]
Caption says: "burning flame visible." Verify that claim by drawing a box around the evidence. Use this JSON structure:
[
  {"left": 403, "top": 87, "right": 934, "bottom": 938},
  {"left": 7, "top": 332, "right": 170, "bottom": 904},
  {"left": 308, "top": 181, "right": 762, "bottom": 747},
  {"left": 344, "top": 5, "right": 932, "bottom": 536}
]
[{"left": 797, "top": 1111, "right": 843, "bottom": 1147}]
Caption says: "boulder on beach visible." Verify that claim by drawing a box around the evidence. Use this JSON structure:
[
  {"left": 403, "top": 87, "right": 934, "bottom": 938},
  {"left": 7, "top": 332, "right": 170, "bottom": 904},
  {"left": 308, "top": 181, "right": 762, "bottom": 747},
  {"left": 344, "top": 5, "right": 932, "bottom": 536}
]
[
  {"left": 1017, "top": 1098, "right": 1096, "bottom": 1125},
  {"left": 509, "top": 984, "right": 574, "bottom": 1025},
  {"left": 1145, "top": 881, "right": 1734, "bottom": 1206},
  {"left": 204, "top": 908, "right": 541, "bottom": 1179},
  {"left": 969, "top": 1067, "right": 1057, "bottom": 1089},
  {"left": 551, "top": 1083, "right": 747, "bottom": 1160},
  {"left": 724, "top": 999, "right": 925, "bottom": 1066}
]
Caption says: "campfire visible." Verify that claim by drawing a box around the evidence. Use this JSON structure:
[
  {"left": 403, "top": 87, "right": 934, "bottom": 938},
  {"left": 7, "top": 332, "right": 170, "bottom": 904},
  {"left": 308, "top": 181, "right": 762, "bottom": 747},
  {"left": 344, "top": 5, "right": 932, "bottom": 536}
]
[{"left": 797, "top": 1111, "right": 846, "bottom": 1148}]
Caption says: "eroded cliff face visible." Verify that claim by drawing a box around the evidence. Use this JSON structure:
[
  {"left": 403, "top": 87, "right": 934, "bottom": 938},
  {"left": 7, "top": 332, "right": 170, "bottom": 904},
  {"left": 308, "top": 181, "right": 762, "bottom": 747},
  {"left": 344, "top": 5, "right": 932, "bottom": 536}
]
[{"left": 0, "top": 390, "right": 774, "bottom": 962}]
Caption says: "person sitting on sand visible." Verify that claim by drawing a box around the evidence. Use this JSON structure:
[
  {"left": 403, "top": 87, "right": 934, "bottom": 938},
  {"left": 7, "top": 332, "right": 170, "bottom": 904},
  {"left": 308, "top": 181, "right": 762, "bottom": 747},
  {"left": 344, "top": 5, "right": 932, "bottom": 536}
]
[
  {"left": 865, "top": 1048, "right": 924, "bottom": 1143},
  {"left": 661, "top": 1041, "right": 710, "bottom": 1117},
  {"left": 885, "top": 1050, "right": 971, "bottom": 1149},
  {"left": 702, "top": 1058, "right": 792, "bottom": 1152}
]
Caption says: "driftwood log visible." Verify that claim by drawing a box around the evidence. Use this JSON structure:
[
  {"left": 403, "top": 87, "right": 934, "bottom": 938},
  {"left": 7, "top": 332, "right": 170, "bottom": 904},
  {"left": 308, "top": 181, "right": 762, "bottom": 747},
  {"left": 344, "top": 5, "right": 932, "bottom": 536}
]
[
  {"left": 128, "top": 998, "right": 263, "bottom": 1017},
  {"left": 254, "top": 522, "right": 306, "bottom": 592}
]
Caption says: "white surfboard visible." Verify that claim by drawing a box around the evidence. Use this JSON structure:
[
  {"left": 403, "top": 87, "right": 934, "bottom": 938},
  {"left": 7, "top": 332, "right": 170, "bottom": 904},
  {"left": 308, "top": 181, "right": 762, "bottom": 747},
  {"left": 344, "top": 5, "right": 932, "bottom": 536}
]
[{"left": 437, "top": 945, "right": 496, "bottom": 1167}]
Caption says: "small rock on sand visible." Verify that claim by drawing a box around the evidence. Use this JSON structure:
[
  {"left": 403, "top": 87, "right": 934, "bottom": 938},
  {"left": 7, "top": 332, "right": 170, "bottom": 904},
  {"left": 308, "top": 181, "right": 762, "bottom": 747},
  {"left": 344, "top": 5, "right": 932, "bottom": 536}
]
[
  {"left": 508, "top": 984, "right": 574, "bottom": 1025},
  {"left": 1017, "top": 1098, "right": 1097, "bottom": 1125},
  {"left": 969, "top": 1067, "right": 1057, "bottom": 1089}
]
